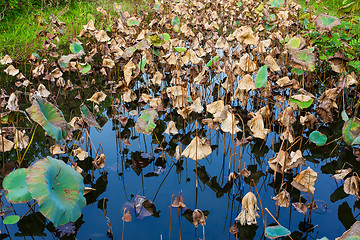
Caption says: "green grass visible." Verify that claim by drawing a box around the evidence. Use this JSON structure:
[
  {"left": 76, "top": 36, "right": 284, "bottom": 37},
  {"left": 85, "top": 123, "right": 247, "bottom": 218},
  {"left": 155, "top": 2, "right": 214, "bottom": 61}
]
[
  {"left": 297, "top": 0, "right": 343, "bottom": 15},
  {"left": 0, "top": 0, "right": 147, "bottom": 58}
]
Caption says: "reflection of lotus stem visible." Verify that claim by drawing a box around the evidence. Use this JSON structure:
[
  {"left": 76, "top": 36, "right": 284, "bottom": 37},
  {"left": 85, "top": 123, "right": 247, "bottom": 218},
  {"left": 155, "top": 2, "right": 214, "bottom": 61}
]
[
  {"left": 169, "top": 195, "right": 173, "bottom": 240},
  {"left": 19, "top": 123, "right": 38, "bottom": 167},
  {"left": 202, "top": 223, "right": 205, "bottom": 240},
  {"left": 122, "top": 209, "right": 125, "bottom": 240},
  {"left": 178, "top": 207, "right": 181, "bottom": 240},
  {"left": 251, "top": 179, "right": 266, "bottom": 230},
  {"left": 21, "top": 200, "right": 37, "bottom": 219}
]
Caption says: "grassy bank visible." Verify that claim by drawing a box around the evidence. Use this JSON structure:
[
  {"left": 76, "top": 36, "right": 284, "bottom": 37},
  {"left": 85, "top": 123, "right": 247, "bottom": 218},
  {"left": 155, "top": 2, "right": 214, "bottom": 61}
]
[{"left": 0, "top": 0, "right": 146, "bottom": 58}]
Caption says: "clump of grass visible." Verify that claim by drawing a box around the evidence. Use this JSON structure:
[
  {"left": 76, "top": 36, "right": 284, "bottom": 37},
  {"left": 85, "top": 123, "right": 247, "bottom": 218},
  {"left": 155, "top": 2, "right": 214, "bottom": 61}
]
[{"left": 0, "top": 0, "right": 147, "bottom": 58}]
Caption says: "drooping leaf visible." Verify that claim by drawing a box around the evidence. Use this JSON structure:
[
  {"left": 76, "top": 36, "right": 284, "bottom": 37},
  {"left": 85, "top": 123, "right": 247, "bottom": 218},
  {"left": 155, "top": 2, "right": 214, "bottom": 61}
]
[
  {"left": 26, "top": 157, "right": 86, "bottom": 227},
  {"left": 69, "top": 42, "right": 83, "bottom": 54},
  {"left": 290, "top": 95, "right": 313, "bottom": 109},
  {"left": 315, "top": 14, "right": 341, "bottom": 32},
  {"left": 172, "top": 15, "right": 180, "bottom": 32},
  {"left": 292, "top": 49, "right": 315, "bottom": 71},
  {"left": 80, "top": 104, "right": 101, "bottom": 129},
  {"left": 254, "top": 65, "right": 268, "bottom": 88},
  {"left": 26, "top": 96, "right": 71, "bottom": 141},
  {"left": 205, "top": 56, "right": 219, "bottom": 67},
  {"left": 309, "top": 131, "right": 327, "bottom": 146},
  {"left": 3, "top": 215, "right": 20, "bottom": 225},
  {"left": 286, "top": 36, "right": 306, "bottom": 52},
  {"left": 135, "top": 109, "right": 158, "bottom": 135},
  {"left": 78, "top": 63, "right": 91, "bottom": 74},
  {"left": 174, "top": 47, "right": 187, "bottom": 52},
  {"left": 3, "top": 168, "right": 32, "bottom": 203},
  {"left": 159, "top": 33, "right": 170, "bottom": 41},
  {"left": 265, "top": 225, "right": 291, "bottom": 239},
  {"left": 138, "top": 58, "right": 147, "bottom": 70},
  {"left": 343, "top": 117, "right": 360, "bottom": 146}
]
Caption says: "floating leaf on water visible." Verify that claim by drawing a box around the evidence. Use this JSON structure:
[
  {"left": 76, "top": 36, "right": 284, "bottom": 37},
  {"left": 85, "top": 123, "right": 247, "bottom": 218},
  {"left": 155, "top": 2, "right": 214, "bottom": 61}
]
[
  {"left": 235, "top": 192, "right": 259, "bottom": 226},
  {"left": 315, "top": 14, "right": 341, "bottom": 32},
  {"left": 254, "top": 65, "right": 268, "bottom": 88},
  {"left": 3, "top": 215, "right": 20, "bottom": 225},
  {"left": 135, "top": 109, "right": 158, "bottom": 135},
  {"left": 26, "top": 96, "right": 71, "bottom": 141},
  {"left": 182, "top": 136, "right": 212, "bottom": 161},
  {"left": 3, "top": 168, "right": 32, "bottom": 203},
  {"left": 26, "top": 156, "right": 86, "bottom": 227},
  {"left": 342, "top": 117, "right": 360, "bottom": 146},
  {"left": 265, "top": 225, "right": 291, "bottom": 239},
  {"left": 69, "top": 42, "right": 83, "bottom": 54},
  {"left": 205, "top": 56, "right": 219, "bottom": 67},
  {"left": 309, "top": 131, "right": 327, "bottom": 146},
  {"left": 80, "top": 104, "right": 101, "bottom": 129}
]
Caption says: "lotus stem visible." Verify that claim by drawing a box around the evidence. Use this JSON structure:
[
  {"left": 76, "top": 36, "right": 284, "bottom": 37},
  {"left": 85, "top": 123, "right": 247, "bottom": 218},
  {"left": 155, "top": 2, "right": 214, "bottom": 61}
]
[
  {"left": 169, "top": 195, "right": 173, "bottom": 240},
  {"left": 122, "top": 218, "right": 125, "bottom": 240},
  {"left": 19, "top": 123, "right": 38, "bottom": 167},
  {"left": 251, "top": 179, "right": 266, "bottom": 230},
  {"left": 202, "top": 223, "right": 205, "bottom": 240},
  {"left": 178, "top": 207, "right": 181, "bottom": 240},
  {"left": 265, "top": 208, "right": 294, "bottom": 240},
  {"left": 21, "top": 201, "right": 37, "bottom": 219}
]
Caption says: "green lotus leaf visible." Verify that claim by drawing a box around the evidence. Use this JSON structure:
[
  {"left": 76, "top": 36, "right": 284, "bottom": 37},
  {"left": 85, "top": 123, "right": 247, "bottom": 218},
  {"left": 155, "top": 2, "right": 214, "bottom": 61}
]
[
  {"left": 174, "top": 47, "right": 187, "bottom": 53},
  {"left": 127, "top": 17, "right": 140, "bottom": 26},
  {"left": 78, "top": 63, "right": 91, "bottom": 74},
  {"left": 159, "top": 33, "right": 170, "bottom": 42},
  {"left": 3, "top": 168, "right": 32, "bottom": 203},
  {"left": 172, "top": 15, "right": 180, "bottom": 32},
  {"left": 290, "top": 96, "right": 313, "bottom": 109},
  {"left": 205, "top": 56, "right": 219, "bottom": 67},
  {"left": 26, "top": 96, "right": 71, "bottom": 141},
  {"left": 342, "top": 110, "right": 349, "bottom": 122},
  {"left": 80, "top": 104, "right": 101, "bottom": 129},
  {"left": 309, "top": 131, "right": 327, "bottom": 146},
  {"left": 146, "top": 34, "right": 164, "bottom": 47},
  {"left": 138, "top": 58, "right": 147, "bottom": 70},
  {"left": 268, "top": 0, "right": 285, "bottom": 8},
  {"left": 122, "top": 47, "right": 136, "bottom": 58},
  {"left": 236, "top": 2, "right": 242, "bottom": 7},
  {"left": 343, "top": 117, "right": 360, "bottom": 146},
  {"left": 255, "top": 65, "right": 268, "bottom": 88},
  {"left": 291, "top": 49, "right": 315, "bottom": 71},
  {"left": 286, "top": 36, "right": 306, "bottom": 52},
  {"left": 3, "top": 215, "right": 20, "bottom": 225},
  {"left": 265, "top": 225, "right": 291, "bottom": 239},
  {"left": 315, "top": 14, "right": 341, "bottom": 32},
  {"left": 26, "top": 157, "right": 86, "bottom": 227},
  {"left": 69, "top": 42, "right": 83, "bottom": 54},
  {"left": 135, "top": 109, "right": 158, "bottom": 135}
]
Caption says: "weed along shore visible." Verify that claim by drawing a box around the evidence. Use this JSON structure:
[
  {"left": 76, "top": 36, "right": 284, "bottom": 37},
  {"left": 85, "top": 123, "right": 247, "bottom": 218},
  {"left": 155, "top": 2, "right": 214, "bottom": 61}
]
[{"left": 0, "top": 0, "right": 360, "bottom": 239}]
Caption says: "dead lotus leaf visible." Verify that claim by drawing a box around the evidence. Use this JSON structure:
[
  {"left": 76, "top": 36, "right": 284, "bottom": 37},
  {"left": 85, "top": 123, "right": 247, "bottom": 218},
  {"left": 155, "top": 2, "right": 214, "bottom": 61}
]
[
  {"left": 287, "top": 150, "right": 306, "bottom": 170},
  {"left": 122, "top": 89, "right": 137, "bottom": 103},
  {"left": 6, "top": 93, "right": 19, "bottom": 111},
  {"left": 83, "top": 19, "right": 95, "bottom": 31},
  {"left": 276, "top": 76, "right": 292, "bottom": 87},
  {"left": 332, "top": 168, "right": 352, "bottom": 180},
  {"left": 292, "top": 202, "right": 307, "bottom": 215},
  {"left": 4, "top": 65, "right": 19, "bottom": 76},
  {"left": 291, "top": 167, "right": 318, "bottom": 194},
  {"left": 0, "top": 55, "right": 12, "bottom": 65},
  {"left": 93, "top": 153, "right": 106, "bottom": 169},
  {"left": 37, "top": 84, "right": 50, "bottom": 98},
  {"left": 344, "top": 175, "right": 360, "bottom": 197},
  {"left": 50, "top": 144, "right": 65, "bottom": 155},
  {"left": 123, "top": 60, "right": 136, "bottom": 85},
  {"left": 221, "top": 113, "right": 242, "bottom": 134},
  {"left": 248, "top": 113, "right": 269, "bottom": 139},
  {"left": 268, "top": 150, "right": 288, "bottom": 173},
  {"left": 335, "top": 221, "right": 360, "bottom": 240},
  {"left": 181, "top": 49, "right": 201, "bottom": 65},
  {"left": 164, "top": 121, "right": 179, "bottom": 135},
  {"left": 265, "top": 55, "right": 281, "bottom": 72},
  {"left": 95, "top": 30, "right": 111, "bottom": 42},
  {"left": 233, "top": 26, "right": 258, "bottom": 45},
  {"left": 103, "top": 56, "right": 115, "bottom": 68},
  {"left": 235, "top": 192, "right": 260, "bottom": 226},
  {"left": 13, "top": 130, "right": 29, "bottom": 150},
  {"left": 238, "top": 54, "right": 257, "bottom": 72},
  {"left": 0, "top": 136, "right": 14, "bottom": 152},
  {"left": 237, "top": 74, "right": 256, "bottom": 91},
  {"left": 272, "top": 189, "right": 290, "bottom": 208},
  {"left": 206, "top": 100, "right": 225, "bottom": 119},
  {"left": 87, "top": 91, "right": 107, "bottom": 105},
  {"left": 151, "top": 71, "right": 163, "bottom": 85},
  {"left": 192, "top": 209, "right": 206, "bottom": 227},
  {"left": 74, "top": 147, "right": 88, "bottom": 161},
  {"left": 181, "top": 136, "right": 212, "bottom": 161}
]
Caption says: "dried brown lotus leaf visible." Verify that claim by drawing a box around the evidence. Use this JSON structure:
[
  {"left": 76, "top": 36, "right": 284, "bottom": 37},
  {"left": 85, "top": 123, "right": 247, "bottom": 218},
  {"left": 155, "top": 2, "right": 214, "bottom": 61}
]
[
  {"left": 177, "top": 107, "right": 193, "bottom": 119},
  {"left": 202, "top": 118, "right": 219, "bottom": 130},
  {"left": 14, "top": 130, "right": 29, "bottom": 150},
  {"left": 95, "top": 30, "right": 111, "bottom": 42},
  {"left": 300, "top": 112, "right": 318, "bottom": 129},
  {"left": 74, "top": 147, "right": 88, "bottom": 161},
  {"left": 50, "top": 144, "right": 65, "bottom": 155},
  {"left": 332, "top": 168, "right": 352, "bottom": 180},
  {"left": 206, "top": 100, "right": 225, "bottom": 119},
  {"left": 276, "top": 76, "right": 292, "bottom": 87},
  {"left": 256, "top": 39, "right": 271, "bottom": 53},
  {"left": 93, "top": 153, "right": 106, "bottom": 169},
  {"left": 248, "top": 113, "right": 269, "bottom": 139},
  {"left": 287, "top": 150, "right": 306, "bottom": 170},
  {"left": 0, "top": 136, "right": 14, "bottom": 152},
  {"left": 344, "top": 175, "right": 360, "bottom": 197},
  {"left": 165, "top": 121, "right": 178, "bottom": 135},
  {"left": 233, "top": 26, "right": 258, "bottom": 45},
  {"left": 87, "top": 91, "right": 107, "bottom": 105},
  {"left": 215, "top": 36, "right": 230, "bottom": 50},
  {"left": 37, "top": 84, "right": 50, "bottom": 98},
  {"left": 239, "top": 54, "right": 257, "bottom": 72},
  {"left": 190, "top": 97, "right": 203, "bottom": 113},
  {"left": 265, "top": 55, "right": 280, "bottom": 72},
  {"left": 84, "top": 187, "right": 96, "bottom": 195},
  {"left": 192, "top": 209, "right": 206, "bottom": 227},
  {"left": 122, "top": 89, "right": 137, "bottom": 103},
  {"left": 280, "top": 127, "right": 294, "bottom": 143},
  {"left": 6, "top": 93, "right": 19, "bottom": 111},
  {"left": 292, "top": 202, "right": 307, "bottom": 215},
  {"left": 151, "top": 71, "right": 163, "bottom": 85},
  {"left": 124, "top": 60, "right": 136, "bottom": 85},
  {"left": 272, "top": 190, "right": 290, "bottom": 208},
  {"left": 268, "top": 150, "right": 288, "bottom": 173},
  {"left": 221, "top": 113, "right": 242, "bottom": 134},
  {"left": 181, "top": 49, "right": 201, "bottom": 65},
  {"left": 239, "top": 168, "right": 251, "bottom": 178},
  {"left": 83, "top": 19, "right": 95, "bottom": 31},
  {"left": 194, "top": 68, "right": 206, "bottom": 85},
  {"left": 165, "top": 53, "right": 177, "bottom": 65},
  {"left": 235, "top": 192, "right": 260, "bottom": 226},
  {"left": 0, "top": 55, "right": 12, "bottom": 65},
  {"left": 291, "top": 167, "right": 318, "bottom": 194},
  {"left": 4, "top": 65, "right": 19, "bottom": 76},
  {"left": 72, "top": 164, "right": 83, "bottom": 174},
  {"left": 181, "top": 136, "right": 212, "bottom": 161},
  {"left": 277, "top": 107, "right": 296, "bottom": 128},
  {"left": 103, "top": 57, "right": 115, "bottom": 68},
  {"left": 237, "top": 74, "right": 256, "bottom": 91},
  {"left": 335, "top": 221, "right": 360, "bottom": 240}
]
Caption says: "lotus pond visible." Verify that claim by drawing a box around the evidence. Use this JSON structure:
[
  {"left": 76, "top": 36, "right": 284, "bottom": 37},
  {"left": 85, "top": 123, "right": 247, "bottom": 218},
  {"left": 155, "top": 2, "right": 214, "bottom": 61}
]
[{"left": 0, "top": 0, "right": 360, "bottom": 239}]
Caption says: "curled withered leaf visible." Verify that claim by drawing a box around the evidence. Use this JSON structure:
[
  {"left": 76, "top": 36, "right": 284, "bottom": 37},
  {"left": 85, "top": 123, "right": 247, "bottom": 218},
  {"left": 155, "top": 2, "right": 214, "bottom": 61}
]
[
  {"left": 220, "top": 112, "right": 242, "bottom": 134},
  {"left": 50, "top": 144, "right": 65, "bottom": 155},
  {"left": 177, "top": 106, "right": 193, "bottom": 119},
  {"left": 164, "top": 121, "right": 178, "bottom": 135},
  {"left": 0, "top": 55, "right": 12, "bottom": 65},
  {"left": 276, "top": 107, "right": 296, "bottom": 128},
  {"left": 72, "top": 163, "right": 83, "bottom": 174},
  {"left": 268, "top": 150, "right": 288, "bottom": 173},
  {"left": 122, "top": 208, "right": 132, "bottom": 222},
  {"left": 174, "top": 145, "right": 181, "bottom": 162},
  {"left": 190, "top": 97, "right": 203, "bottom": 113},
  {"left": 93, "top": 153, "right": 106, "bottom": 169},
  {"left": 333, "top": 168, "right": 352, "bottom": 180},
  {"left": 235, "top": 192, "right": 260, "bottom": 226},
  {"left": 233, "top": 26, "right": 258, "bottom": 45},
  {"left": 151, "top": 71, "right": 163, "bottom": 85},
  {"left": 117, "top": 116, "right": 128, "bottom": 127},
  {"left": 74, "top": 147, "right": 88, "bottom": 161},
  {"left": 276, "top": 76, "right": 292, "bottom": 87},
  {"left": 95, "top": 30, "right": 111, "bottom": 42},
  {"left": 192, "top": 209, "right": 206, "bottom": 227},
  {"left": 6, "top": 93, "right": 19, "bottom": 111},
  {"left": 228, "top": 172, "right": 237, "bottom": 182},
  {"left": 181, "top": 49, "right": 201, "bottom": 65},
  {"left": 272, "top": 190, "right": 290, "bottom": 208},
  {"left": 202, "top": 118, "right": 219, "bottom": 130},
  {"left": 83, "top": 187, "right": 96, "bottom": 195},
  {"left": 229, "top": 224, "right": 238, "bottom": 234},
  {"left": 300, "top": 112, "right": 318, "bottom": 129},
  {"left": 14, "top": 130, "right": 29, "bottom": 150},
  {"left": 287, "top": 150, "right": 306, "bottom": 170},
  {"left": 206, "top": 100, "right": 225, "bottom": 119},
  {"left": 181, "top": 136, "right": 212, "bottom": 161},
  {"left": 238, "top": 53, "right": 257, "bottom": 72},
  {"left": 0, "top": 136, "right": 14, "bottom": 152},
  {"left": 248, "top": 113, "right": 269, "bottom": 139},
  {"left": 265, "top": 55, "right": 280, "bottom": 72},
  {"left": 292, "top": 202, "right": 307, "bottom": 215},
  {"left": 237, "top": 74, "right": 256, "bottom": 91},
  {"left": 291, "top": 167, "right": 318, "bottom": 194},
  {"left": 83, "top": 19, "right": 95, "bottom": 31},
  {"left": 37, "top": 84, "right": 50, "bottom": 98},
  {"left": 344, "top": 175, "right": 360, "bottom": 197},
  {"left": 239, "top": 167, "right": 251, "bottom": 178},
  {"left": 335, "top": 221, "right": 360, "bottom": 240},
  {"left": 171, "top": 196, "right": 180, "bottom": 208},
  {"left": 139, "top": 93, "right": 152, "bottom": 103},
  {"left": 87, "top": 91, "right": 107, "bottom": 105},
  {"left": 4, "top": 65, "right": 19, "bottom": 76}
]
